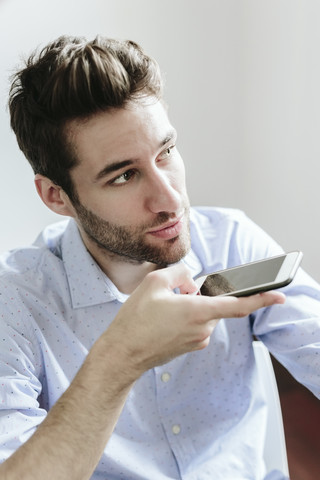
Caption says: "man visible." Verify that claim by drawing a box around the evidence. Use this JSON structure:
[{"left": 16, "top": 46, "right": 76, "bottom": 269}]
[{"left": 0, "top": 35, "right": 319, "bottom": 480}]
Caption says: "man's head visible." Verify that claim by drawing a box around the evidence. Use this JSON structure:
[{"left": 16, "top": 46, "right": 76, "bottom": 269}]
[
  {"left": 9, "top": 35, "right": 163, "bottom": 201},
  {"left": 9, "top": 35, "right": 190, "bottom": 270}
]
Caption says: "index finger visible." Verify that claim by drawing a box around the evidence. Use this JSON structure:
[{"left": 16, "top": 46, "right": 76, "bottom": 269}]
[{"left": 196, "top": 290, "right": 286, "bottom": 319}]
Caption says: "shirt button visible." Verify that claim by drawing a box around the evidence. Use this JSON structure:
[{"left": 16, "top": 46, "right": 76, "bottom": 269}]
[
  {"left": 161, "top": 372, "right": 171, "bottom": 383},
  {"left": 172, "top": 424, "right": 181, "bottom": 435}
]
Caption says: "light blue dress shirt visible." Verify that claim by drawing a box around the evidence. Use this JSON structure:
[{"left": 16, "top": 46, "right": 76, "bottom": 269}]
[{"left": 0, "top": 207, "right": 319, "bottom": 479}]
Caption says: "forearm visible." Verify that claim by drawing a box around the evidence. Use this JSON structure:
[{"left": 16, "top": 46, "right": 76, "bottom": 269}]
[{"left": 0, "top": 337, "right": 137, "bottom": 480}]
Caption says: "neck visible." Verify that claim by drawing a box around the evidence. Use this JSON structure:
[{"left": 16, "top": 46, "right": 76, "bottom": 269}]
[
  {"left": 81, "top": 234, "right": 160, "bottom": 294},
  {"left": 102, "top": 259, "right": 160, "bottom": 294}
]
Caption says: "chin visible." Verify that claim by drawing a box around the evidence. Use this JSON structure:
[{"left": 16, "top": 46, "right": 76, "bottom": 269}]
[{"left": 159, "top": 235, "right": 191, "bottom": 266}]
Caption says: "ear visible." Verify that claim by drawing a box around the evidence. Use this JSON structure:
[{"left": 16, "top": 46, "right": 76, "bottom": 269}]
[{"left": 34, "top": 174, "right": 76, "bottom": 217}]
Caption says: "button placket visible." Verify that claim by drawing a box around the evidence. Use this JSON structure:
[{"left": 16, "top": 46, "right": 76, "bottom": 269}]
[
  {"left": 158, "top": 370, "right": 182, "bottom": 437},
  {"left": 153, "top": 365, "right": 189, "bottom": 475}
]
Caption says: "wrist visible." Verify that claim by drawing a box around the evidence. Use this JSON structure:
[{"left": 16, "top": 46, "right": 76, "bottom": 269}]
[{"left": 88, "top": 332, "right": 143, "bottom": 390}]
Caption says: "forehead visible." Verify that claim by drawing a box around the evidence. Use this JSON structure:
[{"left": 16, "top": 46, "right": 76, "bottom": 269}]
[{"left": 66, "top": 99, "right": 172, "bottom": 165}]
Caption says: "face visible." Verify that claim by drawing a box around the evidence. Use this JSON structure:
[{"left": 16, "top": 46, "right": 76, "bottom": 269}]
[{"left": 67, "top": 99, "right": 191, "bottom": 267}]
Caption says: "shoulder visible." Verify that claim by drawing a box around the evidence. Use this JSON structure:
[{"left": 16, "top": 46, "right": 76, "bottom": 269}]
[
  {"left": 189, "top": 206, "right": 256, "bottom": 246},
  {"left": 189, "top": 206, "right": 282, "bottom": 271},
  {"left": 190, "top": 206, "right": 248, "bottom": 230},
  {"left": 0, "top": 219, "right": 70, "bottom": 288}
]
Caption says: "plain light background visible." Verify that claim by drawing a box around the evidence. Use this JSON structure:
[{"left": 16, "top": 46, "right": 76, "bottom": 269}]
[{"left": 1, "top": 0, "right": 320, "bottom": 281}]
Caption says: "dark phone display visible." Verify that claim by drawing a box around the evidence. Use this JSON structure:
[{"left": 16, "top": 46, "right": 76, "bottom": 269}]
[{"left": 200, "top": 256, "right": 285, "bottom": 297}]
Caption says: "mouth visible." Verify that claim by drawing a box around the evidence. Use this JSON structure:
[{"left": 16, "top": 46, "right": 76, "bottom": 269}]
[{"left": 147, "top": 216, "right": 184, "bottom": 240}]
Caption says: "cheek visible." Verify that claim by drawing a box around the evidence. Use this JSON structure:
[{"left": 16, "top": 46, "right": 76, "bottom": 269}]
[
  {"left": 171, "top": 156, "right": 187, "bottom": 191},
  {"left": 89, "top": 193, "right": 143, "bottom": 226}
]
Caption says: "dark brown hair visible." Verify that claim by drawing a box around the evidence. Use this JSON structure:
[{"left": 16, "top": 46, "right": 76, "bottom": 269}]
[{"left": 9, "top": 35, "right": 163, "bottom": 200}]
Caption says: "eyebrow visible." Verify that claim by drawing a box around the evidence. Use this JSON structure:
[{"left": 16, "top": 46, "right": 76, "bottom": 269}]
[
  {"left": 93, "top": 160, "right": 134, "bottom": 183},
  {"left": 93, "top": 129, "right": 177, "bottom": 183},
  {"left": 161, "top": 129, "right": 176, "bottom": 146}
]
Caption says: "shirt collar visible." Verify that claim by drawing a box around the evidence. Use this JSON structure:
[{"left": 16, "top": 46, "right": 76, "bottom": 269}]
[
  {"left": 180, "top": 248, "right": 203, "bottom": 278},
  {"left": 61, "top": 219, "right": 129, "bottom": 308}
]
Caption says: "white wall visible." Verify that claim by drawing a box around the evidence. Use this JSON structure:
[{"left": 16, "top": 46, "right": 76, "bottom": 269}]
[{"left": 1, "top": 0, "right": 320, "bottom": 280}]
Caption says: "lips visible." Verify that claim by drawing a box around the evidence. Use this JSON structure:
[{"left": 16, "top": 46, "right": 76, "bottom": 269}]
[{"left": 147, "top": 217, "right": 184, "bottom": 240}]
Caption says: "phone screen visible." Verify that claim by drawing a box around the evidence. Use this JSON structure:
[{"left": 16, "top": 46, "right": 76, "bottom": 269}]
[{"left": 200, "top": 256, "right": 286, "bottom": 297}]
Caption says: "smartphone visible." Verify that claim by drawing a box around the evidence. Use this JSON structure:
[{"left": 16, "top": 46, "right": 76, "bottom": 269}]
[{"left": 194, "top": 251, "right": 303, "bottom": 297}]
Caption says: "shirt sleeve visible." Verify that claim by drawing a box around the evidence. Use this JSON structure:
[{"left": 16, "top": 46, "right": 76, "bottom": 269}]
[
  {"left": 0, "top": 295, "right": 47, "bottom": 462},
  {"left": 252, "top": 267, "right": 320, "bottom": 399},
  {"left": 209, "top": 208, "right": 320, "bottom": 400}
]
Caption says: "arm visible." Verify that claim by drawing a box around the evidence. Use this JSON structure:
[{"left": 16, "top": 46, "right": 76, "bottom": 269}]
[
  {"left": 0, "top": 263, "right": 285, "bottom": 480},
  {"left": 252, "top": 267, "right": 320, "bottom": 398}
]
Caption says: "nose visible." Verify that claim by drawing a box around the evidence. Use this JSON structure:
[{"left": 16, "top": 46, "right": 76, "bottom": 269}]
[{"left": 145, "top": 169, "right": 182, "bottom": 214}]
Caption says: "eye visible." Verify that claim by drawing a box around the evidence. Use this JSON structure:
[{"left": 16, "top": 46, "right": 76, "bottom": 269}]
[
  {"left": 158, "top": 145, "right": 176, "bottom": 161},
  {"left": 110, "top": 169, "right": 135, "bottom": 185}
]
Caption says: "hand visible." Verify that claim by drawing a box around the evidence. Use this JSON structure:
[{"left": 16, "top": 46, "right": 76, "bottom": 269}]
[{"left": 104, "top": 263, "right": 285, "bottom": 377}]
